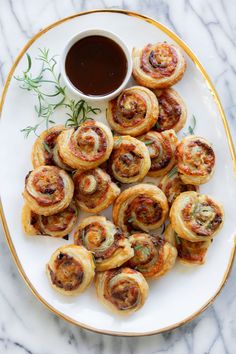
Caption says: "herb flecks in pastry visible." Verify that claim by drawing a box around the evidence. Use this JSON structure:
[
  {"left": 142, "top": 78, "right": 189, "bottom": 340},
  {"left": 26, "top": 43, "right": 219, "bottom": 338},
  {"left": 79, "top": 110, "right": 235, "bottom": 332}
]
[
  {"left": 139, "top": 129, "right": 178, "bottom": 177},
  {"left": 159, "top": 166, "right": 199, "bottom": 206},
  {"left": 170, "top": 191, "right": 224, "bottom": 242},
  {"left": 113, "top": 184, "right": 168, "bottom": 232},
  {"left": 58, "top": 121, "right": 113, "bottom": 169},
  {"left": 73, "top": 168, "right": 120, "bottom": 213},
  {"left": 164, "top": 224, "right": 211, "bottom": 265},
  {"left": 74, "top": 216, "right": 133, "bottom": 271},
  {"left": 127, "top": 233, "right": 177, "bottom": 278}
]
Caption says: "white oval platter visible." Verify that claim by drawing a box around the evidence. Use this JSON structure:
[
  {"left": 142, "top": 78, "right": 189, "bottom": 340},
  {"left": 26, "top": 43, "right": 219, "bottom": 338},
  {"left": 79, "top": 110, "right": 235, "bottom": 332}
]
[{"left": 0, "top": 10, "right": 235, "bottom": 336}]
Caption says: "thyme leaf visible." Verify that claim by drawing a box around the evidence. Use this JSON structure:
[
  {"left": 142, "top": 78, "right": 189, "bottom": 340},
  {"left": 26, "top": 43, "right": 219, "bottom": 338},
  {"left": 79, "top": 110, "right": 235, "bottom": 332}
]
[
  {"left": 167, "top": 166, "right": 178, "bottom": 178},
  {"left": 42, "top": 141, "right": 51, "bottom": 153},
  {"left": 144, "top": 140, "right": 154, "bottom": 146},
  {"left": 174, "top": 232, "right": 181, "bottom": 245},
  {"left": 188, "top": 115, "right": 196, "bottom": 135}
]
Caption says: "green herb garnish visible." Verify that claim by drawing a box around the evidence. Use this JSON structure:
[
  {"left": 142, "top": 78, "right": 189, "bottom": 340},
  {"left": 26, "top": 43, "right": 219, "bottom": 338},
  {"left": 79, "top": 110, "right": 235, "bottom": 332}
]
[
  {"left": 65, "top": 99, "right": 101, "bottom": 128},
  {"left": 144, "top": 140, "right": 154, "bottom": 146},
  {"left": 134, "top": 244, "right": 150, "bottom": 257},
  {"left": 81, "top": 229, "right": 86, "bottom": 245},
  {"left": 134, "top": 244, "right": 143, "bottom": 251},
  {"left": 15, "top": 48, "right": 100, "bottom": 137},
  {"left": 167, "top": 166, "right": 178, "bottom": 178},
  {"left": 42, "top": 141, "right": 51, "bottom": 153},
  {"left": 128, "top": 217, "right": 134, "bottom": 223},
  {"left": 114, "top": 136, "right": 123, "bottom": 146},
  {"left": 188, "top": 115, "right": 196, "bottom": 135},
  {"left": 174, "top": 232, "right": 181, "bottom": 245},
  {"left": 155, "top": 121, "right": 162, "bottom": 130}
]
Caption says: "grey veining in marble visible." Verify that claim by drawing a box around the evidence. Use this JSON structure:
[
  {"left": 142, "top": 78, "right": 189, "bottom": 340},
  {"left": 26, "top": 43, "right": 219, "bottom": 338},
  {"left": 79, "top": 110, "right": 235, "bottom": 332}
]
[{"left": 0, "top": 1, "right": 235, "bottom": 353}]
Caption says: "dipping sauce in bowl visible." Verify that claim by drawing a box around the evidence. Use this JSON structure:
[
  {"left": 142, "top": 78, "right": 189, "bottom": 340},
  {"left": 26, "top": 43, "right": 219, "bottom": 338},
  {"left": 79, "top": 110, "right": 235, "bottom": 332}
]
[
  {"left": 66, "top": 36, "right": 127, "bottom": 96},
  {"left": 61, "top": 29, "right": 132, "bottom": 101}
]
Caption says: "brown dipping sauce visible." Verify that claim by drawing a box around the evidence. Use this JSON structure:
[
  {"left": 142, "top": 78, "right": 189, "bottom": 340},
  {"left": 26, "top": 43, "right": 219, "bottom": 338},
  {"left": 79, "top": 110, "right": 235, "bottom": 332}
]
[{"left": 65, "top": 35, "right": 128, "bottom": 96}]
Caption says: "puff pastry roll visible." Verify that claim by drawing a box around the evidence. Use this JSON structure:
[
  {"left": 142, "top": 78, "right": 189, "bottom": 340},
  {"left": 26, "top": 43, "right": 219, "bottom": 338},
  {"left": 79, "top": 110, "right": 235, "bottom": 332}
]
[
  {"left": 176, "top": 136, "right": 215, "bottom": 185},
  {"left": 57, "top": 121, "right": 113, "bottom": 169},
  {"left": 22, "top": 200, "right": 78, "bottom": 238},
  {"left": 46, "top": 245, "right": 95, "bottom": 296},
  {"left": 139, "top": 129, "right": 178, "bottom": 177},
  {"left": 164, "top": 224, "right": 211, "bottom": 265},
  {"left": 113, "top": 184, "right": 168, "bottom": 233},
  {"left": 23, "top": 166, "right": 74, "bottom": 216},
  {"left": 159, "top": 166, "right": 198, "bottom": 206},
  {"left": 74, "top": 216, "right": 133, "bottom": 271},
  {"left": 132, "top": 42, "right": 186, "bottom": 89},
  {"left": 95, "top": 267, "right": 148, "bottom": 314},
  {"left": 108, "top": 136, "right": 151, "bottom": 183},
  {"left": 153, "top": 88, "right": 187, "bottom": 132},
  {"left": 106, "top": 86, "right": 159, "bottom": 137},
  {"left": 170, "top": 191, "right": 224, "bottom": 242},
  {"left": 73, "top": 168, "right": 120, "bottom": 213},
  {"left": 32, "top": 125, "right": 72, "bottom": 171},
  {"left": 127, "top": 233, "right": 177, "bottom": 278}
]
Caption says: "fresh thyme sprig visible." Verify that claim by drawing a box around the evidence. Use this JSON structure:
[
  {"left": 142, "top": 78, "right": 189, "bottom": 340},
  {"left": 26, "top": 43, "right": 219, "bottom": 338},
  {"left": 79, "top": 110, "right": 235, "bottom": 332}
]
[
  {"left": 188, "top": 115, "right": 196, "bottom": 135},
  {"left": 65, "top": 99, "right": 101, "bottom": 128},
  {"left": 15, "top": 48, "right": 101, "bottom": 137}
]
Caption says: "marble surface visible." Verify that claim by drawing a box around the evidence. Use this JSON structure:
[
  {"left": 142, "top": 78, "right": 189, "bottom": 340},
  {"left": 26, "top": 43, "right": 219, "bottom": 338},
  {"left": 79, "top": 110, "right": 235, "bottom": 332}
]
[{"left": 0, "top": 0, "right": 235, "bottom": 353}]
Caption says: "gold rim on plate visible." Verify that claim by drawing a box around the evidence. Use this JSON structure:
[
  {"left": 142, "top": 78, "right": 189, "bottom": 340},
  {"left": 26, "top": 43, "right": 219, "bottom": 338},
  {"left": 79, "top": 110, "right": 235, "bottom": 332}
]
[{"left": 0, "top": 9, "right": 235, "bottom": 337}]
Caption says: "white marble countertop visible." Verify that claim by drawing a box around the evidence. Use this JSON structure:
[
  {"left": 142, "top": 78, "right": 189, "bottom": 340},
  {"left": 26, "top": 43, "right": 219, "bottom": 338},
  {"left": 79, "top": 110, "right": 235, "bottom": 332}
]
[{"left": 0, "top": 1, "right": 235, "bottom": 353}]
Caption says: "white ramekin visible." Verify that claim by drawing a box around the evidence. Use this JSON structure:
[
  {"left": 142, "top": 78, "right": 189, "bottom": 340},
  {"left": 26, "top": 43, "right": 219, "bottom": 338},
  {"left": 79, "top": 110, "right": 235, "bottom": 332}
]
[{"left": 60, "top": 29, "right": 132, "bottom": 102}]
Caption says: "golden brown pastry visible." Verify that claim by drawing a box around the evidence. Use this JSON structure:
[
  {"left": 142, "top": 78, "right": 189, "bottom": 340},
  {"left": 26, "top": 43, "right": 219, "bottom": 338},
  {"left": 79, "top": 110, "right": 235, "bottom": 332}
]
[
  {"left": 127, "top": 233, "right": 177, "bottom": 278},
  {"left": 32, "top": 125, "right": 72, "bottom": 171},
  {"left": 22, "top": 200, "right": 78, "bottom": 238},
  {"left": 139, "top": 129, "right": 178, "bottom": 177},
  {"left": 23, "top": 166, "right": 74, "bottom": 216},
  {"left": 57, "top": 121, "right": 113, "bottom": 169},
  {"left": 153, "top": 88, "right": 187, "bottom": 132},
  {"left": 159, "top": 166, "right": 199, "bottom": 206},
  {"left": 74, "top": 216, "right": 134, "bottom": 271},
  {"left": 46, "top": 245, "right": 95, "bottom": 296},
  {"left": 73, "top": 168, "right": 120, "bottom": 213},
  {"left": 164, "top": 224, "right": 211, "bottom": 265},
  {"left": 108, "top": 136, "right": 151, "bottom": 183},
  {"left": 113, "top": 184, "right": 168, "bottom": 233},
  {"left": 132, "top": 42, "right": 186, "bottom": 89},
  {"left": 106, "top": 86, "right": 159, "bottom": 137},
  {"left": 170, "top": 191, "right": 224, "bottom": 242},
  {"left": 95, "top": 267, "right": 148, "bottom": 314},
  {"left": 176, "top": 136, "right": 215, "bottom": 185}
]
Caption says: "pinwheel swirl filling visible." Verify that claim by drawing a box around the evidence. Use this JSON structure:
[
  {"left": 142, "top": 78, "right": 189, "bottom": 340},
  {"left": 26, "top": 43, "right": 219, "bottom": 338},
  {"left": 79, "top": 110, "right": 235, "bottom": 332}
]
[
  {"left": 104, "top": 269, "right": 141, "bottom": 310},
  {"left": 141, "top": 43, "right": 178, "bottom": 78},
  {"left": 49, "top": 253, "right": 84, "bottom": 291},
  {"left": 111, "top": 93, "right": 147, "bottom": 127},
  {"left": 157, "top": 92, "right": 181, "bottom": 131},
  {"left": 124, "top": 196, "right": 163, "bottom": 232},
  {"left": 77, "top": 222, "right": 124, "bottom": 261},
  {"left": 182, "top": 199, "right": 223, "bottom": 237}
]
